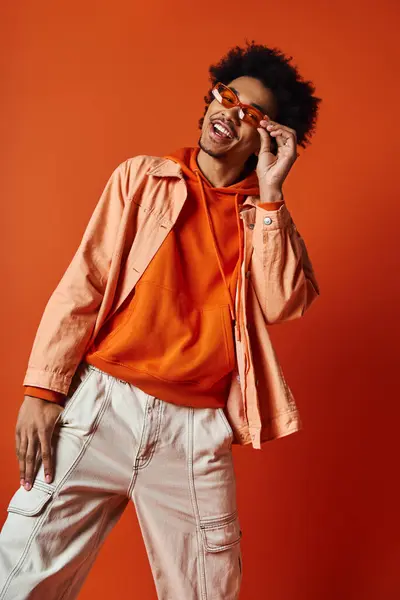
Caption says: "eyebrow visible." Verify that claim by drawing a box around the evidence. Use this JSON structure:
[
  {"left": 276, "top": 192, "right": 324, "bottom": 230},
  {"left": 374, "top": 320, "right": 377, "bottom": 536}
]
[{"left": 230, "top": 86, "right": 266, "bottom": 114}]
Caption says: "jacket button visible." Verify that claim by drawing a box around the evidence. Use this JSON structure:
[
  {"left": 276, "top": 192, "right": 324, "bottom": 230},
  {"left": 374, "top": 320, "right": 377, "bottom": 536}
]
[
  {"left": 248, "top": 223, "right": 255, "bottom": 230},
  {"left": 263, "top": 217, "right": 272, "bottom": 225}
]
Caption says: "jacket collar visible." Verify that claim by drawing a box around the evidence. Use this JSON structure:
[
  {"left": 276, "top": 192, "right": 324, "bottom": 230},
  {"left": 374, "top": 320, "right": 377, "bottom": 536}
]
[
  {"left": 147, "top": 159, "right": 184, "bottom": 179},
  {"left": 147, "top": 158, "right": 260, "bottom": 207}
]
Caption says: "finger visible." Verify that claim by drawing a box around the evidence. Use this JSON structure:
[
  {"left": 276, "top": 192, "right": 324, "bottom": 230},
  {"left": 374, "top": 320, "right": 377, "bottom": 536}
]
[
  {"left": 38, "top": 428, "right": 54, "bottom": 484},
  {"left": 270, "top": 130, "right": 290, "bottom": 148},
  {"left": 266, "top": 120, "right": 297, "bottom": 136},
  {"left": 24, "top": 435, "right": 38, "bottom": 491},
  {"left": 257, "top": 127, "right": 273, "bottom": 155},
  {"left": 18, "top": 435, "right": 28, "bottom": 486},
  {"left": 33, "top": 446, "right": 42, "bottom": 482},
  {"left": 15, "top": 430, "right": 23, "bottom": 485},
  {"left": 267, "top": 122, "right": 296, "bottom": 141},
  {"left": 269, "top": 128, "right": 294, "bottom": 148}
]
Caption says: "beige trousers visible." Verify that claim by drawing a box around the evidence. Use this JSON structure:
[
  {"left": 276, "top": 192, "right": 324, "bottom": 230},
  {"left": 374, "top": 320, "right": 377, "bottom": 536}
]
[{"left": 0, "top": 363, "right": 242, "bottom": 599}]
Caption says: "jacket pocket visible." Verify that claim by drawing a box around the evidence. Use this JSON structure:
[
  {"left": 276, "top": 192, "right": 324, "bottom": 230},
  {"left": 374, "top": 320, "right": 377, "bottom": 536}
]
[
  {"left": 7, "top": 481, "right": 55, "bottom": 517},
  {"left": 200, "top": 511, "right": 242, "bottom": 553}
]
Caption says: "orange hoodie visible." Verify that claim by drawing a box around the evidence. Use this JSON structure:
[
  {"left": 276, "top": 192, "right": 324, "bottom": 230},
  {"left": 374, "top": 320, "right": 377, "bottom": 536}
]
[{"left": 25, "top": 147, "right": 283, "bottom": 406}]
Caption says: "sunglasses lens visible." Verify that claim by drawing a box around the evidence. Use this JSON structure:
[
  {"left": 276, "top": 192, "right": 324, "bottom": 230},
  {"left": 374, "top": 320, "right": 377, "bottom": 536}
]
[
  {"left": 242, "top": 108, "right": 262, "bottom": 126},
  {"left": 217, "top": 85, "right": 237, "bottom": 107},
  {"left": 213, "top": 84, "right": 264, "bottom": 128}
]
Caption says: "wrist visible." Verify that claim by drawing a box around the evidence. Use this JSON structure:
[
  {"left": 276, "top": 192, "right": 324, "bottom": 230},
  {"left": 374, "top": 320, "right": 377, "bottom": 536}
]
[{"left": 259, "top": 185, "right": 284, "bottom": 203}]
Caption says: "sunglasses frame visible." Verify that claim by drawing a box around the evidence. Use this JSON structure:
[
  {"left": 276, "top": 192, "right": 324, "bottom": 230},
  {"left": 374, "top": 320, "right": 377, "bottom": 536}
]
[{"left": 211, "top": 82, "right": 266, "bottom": 128}]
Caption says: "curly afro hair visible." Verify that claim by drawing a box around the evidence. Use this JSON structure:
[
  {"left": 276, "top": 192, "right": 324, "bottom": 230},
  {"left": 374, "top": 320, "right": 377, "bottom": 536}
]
[{"left": 199, "top": 41, "right": 322, "bottom": 150}]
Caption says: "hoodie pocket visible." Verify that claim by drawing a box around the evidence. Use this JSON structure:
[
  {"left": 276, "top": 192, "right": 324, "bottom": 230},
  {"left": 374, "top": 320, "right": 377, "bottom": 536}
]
[{"left": 96, "top": 281, "right": 235, "bottom": 387}]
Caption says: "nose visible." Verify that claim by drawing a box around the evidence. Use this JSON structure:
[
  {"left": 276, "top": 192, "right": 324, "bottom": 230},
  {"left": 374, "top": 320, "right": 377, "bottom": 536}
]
[{"left": 222, "top": 106, "right": 241, "bottom": 126}]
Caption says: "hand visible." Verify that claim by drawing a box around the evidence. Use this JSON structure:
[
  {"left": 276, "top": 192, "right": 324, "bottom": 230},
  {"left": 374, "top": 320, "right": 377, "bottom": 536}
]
[
  {"left": 16, "top": 396, "right": 63, "bottom": 491},
  {"left": 256, "top": 117, "right": 299, "bottom": 193}
]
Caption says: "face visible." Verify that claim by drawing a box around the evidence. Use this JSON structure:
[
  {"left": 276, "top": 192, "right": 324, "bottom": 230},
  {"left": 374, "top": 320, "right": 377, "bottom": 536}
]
[{"left": 199, "top": 76, "right": 278, "bottom": 164}]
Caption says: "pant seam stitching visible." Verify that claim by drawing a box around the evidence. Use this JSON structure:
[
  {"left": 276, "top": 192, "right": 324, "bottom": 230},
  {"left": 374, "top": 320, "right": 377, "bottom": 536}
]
[
  {"left": 187, "top": 408, "right": 208, "bottom": 600},
  {"left": 127, "top": 395, "right": 150, "bottom": 496},
  {"left": 137, "top": 399, "right": 164, "bottom": 470}
]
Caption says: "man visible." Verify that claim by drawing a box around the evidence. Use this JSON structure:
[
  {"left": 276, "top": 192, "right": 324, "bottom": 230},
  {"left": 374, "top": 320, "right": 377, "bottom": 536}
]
[{"left": 0, "top": 42, "right": 321, "bottom": 599}]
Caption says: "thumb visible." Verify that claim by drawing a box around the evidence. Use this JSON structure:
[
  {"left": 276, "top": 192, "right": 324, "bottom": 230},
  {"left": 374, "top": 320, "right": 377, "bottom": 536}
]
[{"left": 257, "top": 127, "right": 272, "bottom": 155}]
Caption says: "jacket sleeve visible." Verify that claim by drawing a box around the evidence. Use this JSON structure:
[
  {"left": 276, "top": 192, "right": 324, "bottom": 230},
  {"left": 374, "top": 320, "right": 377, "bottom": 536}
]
[
  {"left": 249, "top": 202, "right": 320, "bottom": 325},
  {"left": 22, "top": 160, "right": 131, "bottom": 396}
]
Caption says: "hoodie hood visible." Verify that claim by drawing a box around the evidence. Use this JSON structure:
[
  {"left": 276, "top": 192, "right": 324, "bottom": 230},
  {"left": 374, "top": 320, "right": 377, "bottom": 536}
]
[{"left": 164, "top": 146, "right": 260, "bottom": 198}]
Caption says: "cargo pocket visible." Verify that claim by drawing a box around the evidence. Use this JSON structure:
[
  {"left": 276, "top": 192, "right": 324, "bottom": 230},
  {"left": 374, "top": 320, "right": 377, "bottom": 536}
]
[
  {"left": 7, "top": 480, "right": 55, "bottom": 517},
  {"left": 200, "top": 511, "right": 242, "bottom": 553}
]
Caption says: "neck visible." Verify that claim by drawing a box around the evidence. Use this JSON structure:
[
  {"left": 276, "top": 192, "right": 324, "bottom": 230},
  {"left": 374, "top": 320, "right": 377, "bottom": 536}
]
[{"left": 196, "top": 148, "right": 248, "bottom": 188}]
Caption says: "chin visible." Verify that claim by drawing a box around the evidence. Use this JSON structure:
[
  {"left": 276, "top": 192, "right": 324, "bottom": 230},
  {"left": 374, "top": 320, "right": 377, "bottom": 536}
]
[{"left": 198, "top": 135, "right": 227, "bottom": 160}]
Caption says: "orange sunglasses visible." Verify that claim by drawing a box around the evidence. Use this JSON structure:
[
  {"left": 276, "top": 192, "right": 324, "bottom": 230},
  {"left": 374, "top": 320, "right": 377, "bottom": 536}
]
[{"left": 211, "top": 82, "right": 266, "bottom": 127}]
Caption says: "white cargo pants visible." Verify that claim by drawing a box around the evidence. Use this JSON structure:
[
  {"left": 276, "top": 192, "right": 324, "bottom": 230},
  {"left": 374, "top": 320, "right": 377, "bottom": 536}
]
[{"left": 0, "top": 363, "right": 242, "bottom": 599}]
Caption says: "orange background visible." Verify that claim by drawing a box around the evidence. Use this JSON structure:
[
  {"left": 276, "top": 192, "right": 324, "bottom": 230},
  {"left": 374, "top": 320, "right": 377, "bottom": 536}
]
[{"left": 1, "top": 1, "right": 400, "bottom": 598}]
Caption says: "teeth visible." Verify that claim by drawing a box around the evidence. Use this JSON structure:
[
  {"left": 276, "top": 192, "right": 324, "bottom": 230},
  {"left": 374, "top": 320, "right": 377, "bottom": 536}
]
[{"left": 214, "top": 123, "right": 232, "bottom": 138}]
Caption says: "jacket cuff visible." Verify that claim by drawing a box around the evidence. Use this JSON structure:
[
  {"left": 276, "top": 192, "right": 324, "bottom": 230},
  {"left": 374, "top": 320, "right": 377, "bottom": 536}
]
[
  {"left": 257, "top": 200, "right": 285, "bottom": 211},
  {"left": 24, "top": 386, "right": 65, "bottom": 405},
  {"left": 254, "top": 201, "right": 292, "bottom": 231}
]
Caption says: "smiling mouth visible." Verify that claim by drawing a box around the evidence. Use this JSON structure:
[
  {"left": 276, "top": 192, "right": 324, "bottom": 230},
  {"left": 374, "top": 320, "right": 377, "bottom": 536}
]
[{"left": 209, "top": 120, "right": 235, "bottom": 141}]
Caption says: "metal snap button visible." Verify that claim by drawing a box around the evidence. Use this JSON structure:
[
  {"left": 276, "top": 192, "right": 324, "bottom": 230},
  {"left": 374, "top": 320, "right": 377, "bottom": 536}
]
[
  {"left": 263, "top": 217, "right": 272, "bottom": 225},
  {"left": 248, "top": 223, "right": 255, "bottom": 230}
]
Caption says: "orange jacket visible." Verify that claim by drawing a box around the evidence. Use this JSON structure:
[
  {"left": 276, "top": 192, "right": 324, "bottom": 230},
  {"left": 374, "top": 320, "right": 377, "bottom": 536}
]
[{"left": 23, "top": 152, "right": 320, "bottom": 449}]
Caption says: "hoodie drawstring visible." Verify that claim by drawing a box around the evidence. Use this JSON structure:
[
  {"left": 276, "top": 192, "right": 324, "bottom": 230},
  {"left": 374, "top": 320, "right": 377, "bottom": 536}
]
[
  {"left": 195, "top": 170, "right": 243, "bottom": 336},
  {"left": 234, "top": 196, "right": 243, "bottom": 342}
]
